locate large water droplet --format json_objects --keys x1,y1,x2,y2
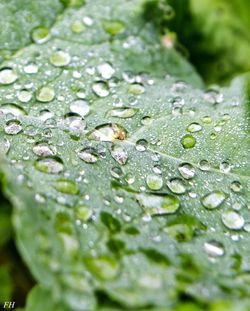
[
  {"x1": 181, "y1": 134, "x2": 196, "y2": 149},
  {"x1": 54, "y1": 179, "x2": 78, "y2": 194},
  {"x1": 204, "y1": 241, "x2": 224, "y2": 257},
  {"x1": 17, "y1": 89, "x2": 32, "y2": 103},
  {"x1": 107, "y1": 107, "x2": 138, "y2": 118},
  {"x1": 87, "y1": 123, "x2": 126, "y2": 142},
  {"x1": 167, "y1": 178, "x2": 186, "y2": 194},
  {"x1": 78, "y1": 147, "x2": 99, "y2": 163},
  {"x1": 201, "y1": 191, "x2": 227, "y2": 209},
  {"x1": 64, "y1": 113, "x2": 86, "y2": 131},
  {"x1": 128, "y1": 83, "x2": 145, "y2": 95},
  {"x1": 187, "y1": 122, "x2": 202, "y2": 133},
  {"x1": 111, "y1": 145, "x2": 128, "y2": 165},
  {"x1": 35, "y1": 157, "x2": 64, "y2": 174},
  {"x1": 0, "y1": 104, "x2": 26, "y2": 116},
  {"x1": 220, "y1": 161, "x2": 231, "y2": 173},
  {"x1": 135, "y1": 139, "x2": 148, "y2": 152},
  {"x1": 137, "y1": 193, "x2": 180, "y2": 216},
  {"x1": 31, "y1": 26, "x2": 50, "y2": 44},
  {"x1": 24, "y1": 63, "x2": 38, "y2": 74},
  {"x1": 221, "y1": 211, "x2": 244, "y2": 230},
  {"x1": 97, "y1": 63, "x2": 115, "y2": 79},
  {"x1": 178, "y1": 163, "x2": 195, "y2": 179},
  {"x1": 4, "y1": 120, "x2": 22, "y2": 135},
  {"x1": 70, "y1": 100, "x2": 90, "y2": 117},
  {"x1": 49, "y1": 51, "x2": 71, "y2": 67},
  {"x1": 146, "y1": 175, "x2": 163, "y2": 190},
  {"x1": 92, "y1": 81, "x2": 109, "y2": 97},
  {"x1": 84, "y1": 256, "x2": 119, "y2": 280},
  {"x1": 33, "y1": 142, "x2": 57, "y2": 157},
  {"x1": 0, "y1": 68, "x2": 17, "y2": 85},
  {"x1": 102, "y1": 19, "x2": 125, "y2": 35},
  {"x1": 36, "y1": 86, "x2": 55, "y2": 102}
]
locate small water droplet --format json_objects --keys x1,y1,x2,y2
[
  {"x1": 33, "y1": 142, "x2": 57, "y2": 157},
  {"x1": 204, "y1": 241, "x2": 224, "y2": 257},
  {"x1": 204, "y1": 89, "x2": 223, "y2": 104},
  {"x1": 201, "y1": 191, "x2": 227, "y2": 209},
  {"x1": 135, "y1": 139, "x2": 148, "y2": 152},
  {"x1": 75, "y1": 205, "x2": 92, "y2": 221},
  {"x1": 221, "y1": 211, "x2": 244, "y2": 230},
  {"x1": 78, "y1": 147, "x2": 99, "y2": 163},
  {"x1": 230, "y1": 181, "x2": 242, "y2": 193},
  {"x1": 97, "y1": 63, "x2": 115, "y2": 79},
  {"x1": 87, "y1": 123, "x2": 126, "y2": 142},
  {"x1": 146, "y1": 175, "x2": 163, "y2": 190},
  {"x1": 71, "y1": 20, "x2": 85, "y2": 33},
  {"x1": 31, "y1": 26, "x2": 50, "y2": 44},
  {"x1": 24, "y1": 63, "x2": 38, "y2": 74},
  {"x1": 49, "y1": 51, "x2": 71, "y2": 67},
  {"x1": 107, "y1": 107, "x2": 138, "y2": 118},
  {"x1": 92, "y1": 81, "x2": 109, "y2": 97},
  {"x1": 35, "y1": 157, "x2": 64, "y2": 174},
  {"x1": 102, "y1": 19, "x2": 125, "y2": 35},
  {"x1": 167, "y1": 178, "x2": 186, "y2": 194},
  {"x1": 111, "y1": 145, "x2": 128, "y2": 165},
  {"x1": 186, "y1": 122, "x2": 202, "y2": 133},
  {"x1": 0, "y1": 68, "x2": 17, "y2": 85},
  {"x1": 54, "y1": 179, "x2": 78, "y2": 194},
  {"x1": 70, "y1": 100, "x2": 90, "y2": 117},
  {"x1": 141, "y1": 116, "x2": 152, "y2": 125},
  {"x1": 220, "y1": 161, "x2": 231, "y2": 173},
  {"x1": 178, "y1": 163, "x2": 195, "y2": 179},
  {"x1": 17, "y1": 89, "x2": 32, "y2": 103},
  {"x1": 36, "y1": 86, "x2": 55, "y2": 102},
  {"x1": 83, "y1": 16, "x2": 93, "y2": 26},
  {"x1": 181, "y1": 134, "x2": 196, "y2": 149},
  {"x1": 199, "y1": 160, "x2": 211, "y2": 171},
  {"x1": 64, "y1": 113, "x2": 86, "y2": 131},
  {"x1": 0, "y1": 138, "x2": 10, "y2": 154},
  {"x1": 202, "y1": 116, "x2": 212, "y2": 124},
  {"x1": 128, "y1": 83, "x2": 145, "y2": 95},
  {"x1": 0, "y1": 103, "x2": 26, "y2": 116},
  {"x1": 4, "y1": 120, "x2": 22, "y2": 135}
]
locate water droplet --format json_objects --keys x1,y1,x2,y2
[
  {"x1": 24, "y1": 63, "x2": 38, "y2": 74},
  {"x1": 111, "y1": 145, "x2": 128, "y2": 165},
  {"x1": 84, "y1": 256, "x2": 119, "y2": 280},
  {"x1": 220, "y1": 161, "x2": 231, "y2": 173},
  {"x1": 54, "y1": 179, "x2": 78, "y2": 194},
  {"x1": 204, "y1": 241, "x2": 224, "y2": 257},
  {"x1": 33, "y1": 142, "x2": 57, "y2": 157},
  {"x1": 146, "y1": 175, "x2": 163, "y2": 190},
  {"x1": 4, "y1": 120, "x2": 22, "y2": 135},
  {"x1": 202, "y1": 116, "x2": 212, "y2": 124},
  {"x1": 107, "y1": 107, "x2": 138, "y2": 118},
  {"x1": 128, "y1": 83, "x2": 145, "y2": 95},
  {"x1": 0, "y1": 138, "x2": 10, "y2": 154},
  {"x1": 17, "y1": 89, "x2": 32, "y2": 103},
  {"x1": 178, "y1": 163, "x2": 195, "y2": 179},
  {"x1": 199, "y1": 160, "x2": 211, "y2": 171},
  {"x1": 181, "y1": 134, "x2": 196, "y2": 149},
  {"x1": 204, "y1": 89, "x2": 223, "y2": 104},
  {"x1": 167, "y1": 178, "x2": 186, "y2": 194},
  {"x1": 137, "y1": 193, "x2": 180, "y2": 216},
  {"x1": 110, "y1": 166, "x2": 123, "y2": 179},
  {"x1": 75, "y1": 205, "x2": 92, "y2": 221},
  {"x1": 201, "y1": 191, "x2": 227, "y2": 209},
  {"x1": 70, "y1": 100, "x2": 90, "y2": 117},
  {"x1": 78, "y1": 147, "x2": 99, "y2": 163},
  {"x1": 221, "y1": 211, "x2": 244, "y2": 230},
  {"x1": 92, "y1": 81, "x2": 109, "y2": 97},
  {"x1": 0, "y1": 68, "x2": 17, "y2": 85},
  {"x1": 230, "y1": 181, "x2": 242, "y2": 193},
  {"x1": 64, "y1": 113, "x2": 86, "y2": 131},
  {"x1": 36, "y1": 86, "x2": 55, "y2": 102},
  {"x1": 83, "y1": 16, "x2": 93, "y2": 26},
  {"x1": 186, "y1": 122, "x2": 202, "y2": 133},
  {"x1": 31, "y1": 26, "x2": 50, "y2": 44},
  {"x1": 102, "y1": 19, "x2": 125, "y2": 35},
  {"x1": 49, "y1": 51, "x2": 71, "y2": 67},
  {"x1": 0, "y1": 103, "x2": 26, "y2": 116},
  {"x1": 71, "y1": 20, "x2": 85, "y2": 33},
  {"x1": 35, "y1": 157, "x2": 64, "y2": 174},
  {"x1": 97, "y1": 63, "x2": 115, "y2": 79},
  {"x1": 244, "y1": 222, "x2": 250, "y2": 233},
  {"x1": 87, "y1": 123, "x2": 126, "y2": 142},
  {"x1": 141, "y1": 116, "x2": 152, "y2": 125},
  {"x1": 135, "y1": 139, "x2": 148, "y2": 152}
]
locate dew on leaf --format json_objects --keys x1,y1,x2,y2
[
  {"x1": 110, "y1": 166, "x2": 123, "y2": 179},
  {"x1": 221, "y1": 211, "x2": 244, "y2": 230},
  {"x1": 199, "y1": 160, "x2": 211, "y2": 171},
  {"x1": 146, "y1": 174, "x2": 163, "y2": 190},
  {"x1": 244, "y1": 223, "x2": 250, "y2": 233},
  {"x1": 17, "y1": 89, "x2": 32, "y2": 103},
  {"x1": 181, "y1": 134, "x2": 196, "y2": 149},
  {"x1": 220, "y1": 161, "x2": 231, "y2": 173},
  {"x1": 64, "y1": 113, "x2": 86, "y2": 131},
  {"x1": 4, "y1": 120, "x2": 22, "y2": 135},
  {"x1": 202, "y1": 116, "x2": 212, "y2": 124},
  {"x1": 153, "y1": 165, "x2": 162, "y2": 175},
  {"x1": 135, "y1": 139, "x2": 148, "y2": 152},
  {"x1": 107, "y1": 107, "x2": 138, "y2": 118},
  {"x1": 54, "y1": 179, "x2": 78, "y2": 194},
  {"x1": 0, "y1": 138, "x2": 10, "y2": 154},
  {"x1": 230, "y1": 181, "x2": 242, "y2": 193},
  {"x1": 141, "y1": 116, "x2": 152, "y2": 125},
  {"x1": 23, "y1": 63, "x2": 38, "y2": 74},
  {"x1": 84, "y1": 256, "x2": 119, "y2": 280},
  {"x1": 167, "y1": 178, "x2": 186, "y2": 194},
  {"x1": 137, "y1": 193, "x2": 180, "y2": 216},
  {"x1": 87, "y1": 123, "x2": 126, "y2": 142},
  {"x1": 102, "y1": 19, "x2": 125, "y2": 35},
  {"x1": 83, "y1": 16, "x2": 93, "y2": 26},
  {"x1": 97, "y1": 63, "x2": 115, "y2": 79},
  {"x1": 78, "y1": 147, "x2": 99, "y2": 164},
  {"x1": 92, "y1": 81, "x2": 110, "y2": 97},
  {"x1": 31, "y1": 26, "x2": 50, "y2": 44},
  {"x1": 70, "y1": 100, "x2": 90, "y2": 117},
  {"x1": 111, "y1": 145, "x2": 128, "y2": 165},
  {"x1": 75, "y1": 205, "x2": 92, "y2": 221},
  {"x1": 71, "y1": 20, "x2": 85, "y2": 33},
  {"x1": 204, "y1": 241, "x2": 224, "y2": 257},
  {"x1": 0, "y1": 68, "x2": 17, "y2": 85},
  {"x1": 201, "y1": 191, "x2": 227, "y2": 210},
  {"x1": 33, "y1": 142, "x2": 57, "y2": 157},
  {"x1": 187, "y1": 122, "x2": 202, "y2": 133},
  {"x1": 204, "y1": 89, "x2": 223, "y2": 104},
  {"x1": 49, "y1": 51, "x2": 71, "y2": 67},
  {"x1": 128, "y1": 83, "x2": 145, "y2": 95},
  {"x1": 178, "y1": 163, "x2": 195, "y2": 179},
  {"x1": 36, "y1": 86, "x2": 55, "y2": 102},
  {"x1": 0, "y1": 103, "x2": 26, "y2": 116},
  {"x1": 35, "y1": 157, "x2": 64, "y2": 174}
]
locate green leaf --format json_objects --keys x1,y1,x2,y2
[{"x1": 0, "y1": 0, "x2": 249, "y2": 310}]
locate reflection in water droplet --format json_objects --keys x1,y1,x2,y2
[
  {"x1": 230, "y1": 181, "x2": 242, "y2": 193},
  {"x1": 97, "y1": 63, "x2": 115, "y2": 79},
  {"x1": 137, "y1": 193, "x2": 180, "y2": 216},
  {"x1": 35, "y1": 157, "x2": 64, "y2": 174},
  {"x1": 146, "y1": 175, "x2": 163, "y2": 190},
  {"x1": 204, "y1": 241, "x2": 224, "y2": 257},
  {"x1": 49, "y1": 51, "x2": 71, "y2": 67},
  {"x1": 135, "y1": 139, "x2": 148, "y2": 152},
  {"x1": 187, "y1": 122, "x2": 202, "y2": 133},
  {"x1": 33, "y1": 142, "x2": 57, "y2": 157},
  {"x1": 221, "y1": 211, "x2": 244, "y2": 230},
  {"x1": 87, "y1": 123, "x2": 126, "y2": 142},
  {"x1": 70, "y1": 100, "x2": 90, "y2": 117},
  {"x1": 167, "y1": 178, "x2": 186, "y2": 194},
  {"x1": 36, "y1": 86, "x2": 55, "y2": 102},
  {"x1": 54, "y1": 179, "x2": 78, "y2": 194},
  {"x1": 78, "y1": 147, "x2": 99, "y2": 163},
  {"x1": 178, "y1": 163, "x2": 195, "y2": 179},
  {"x1": 181, "y1": 134, "x2": 196, "y2": 149},
  {"x1": 0, "y1": 68, "x2": 17, "y2": 85},
  {"x1": 4, "y1": 120, "x2": 22, "y2": 135},
  {"x1": 107, "y1": 107, "x2": 138, "y2": 118},
  {"x1": 201, "y1": 191, "x2": 227, "y2": 209},
  {"x1": 111, "y1": 145, "x2": 128, "y2": 165},
  {"x1": 92, "y1": 81, "x2": 109, "y2": 97},
  {"x1": 128, "y1": 83, "x2": 145, "y2": 95}
]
